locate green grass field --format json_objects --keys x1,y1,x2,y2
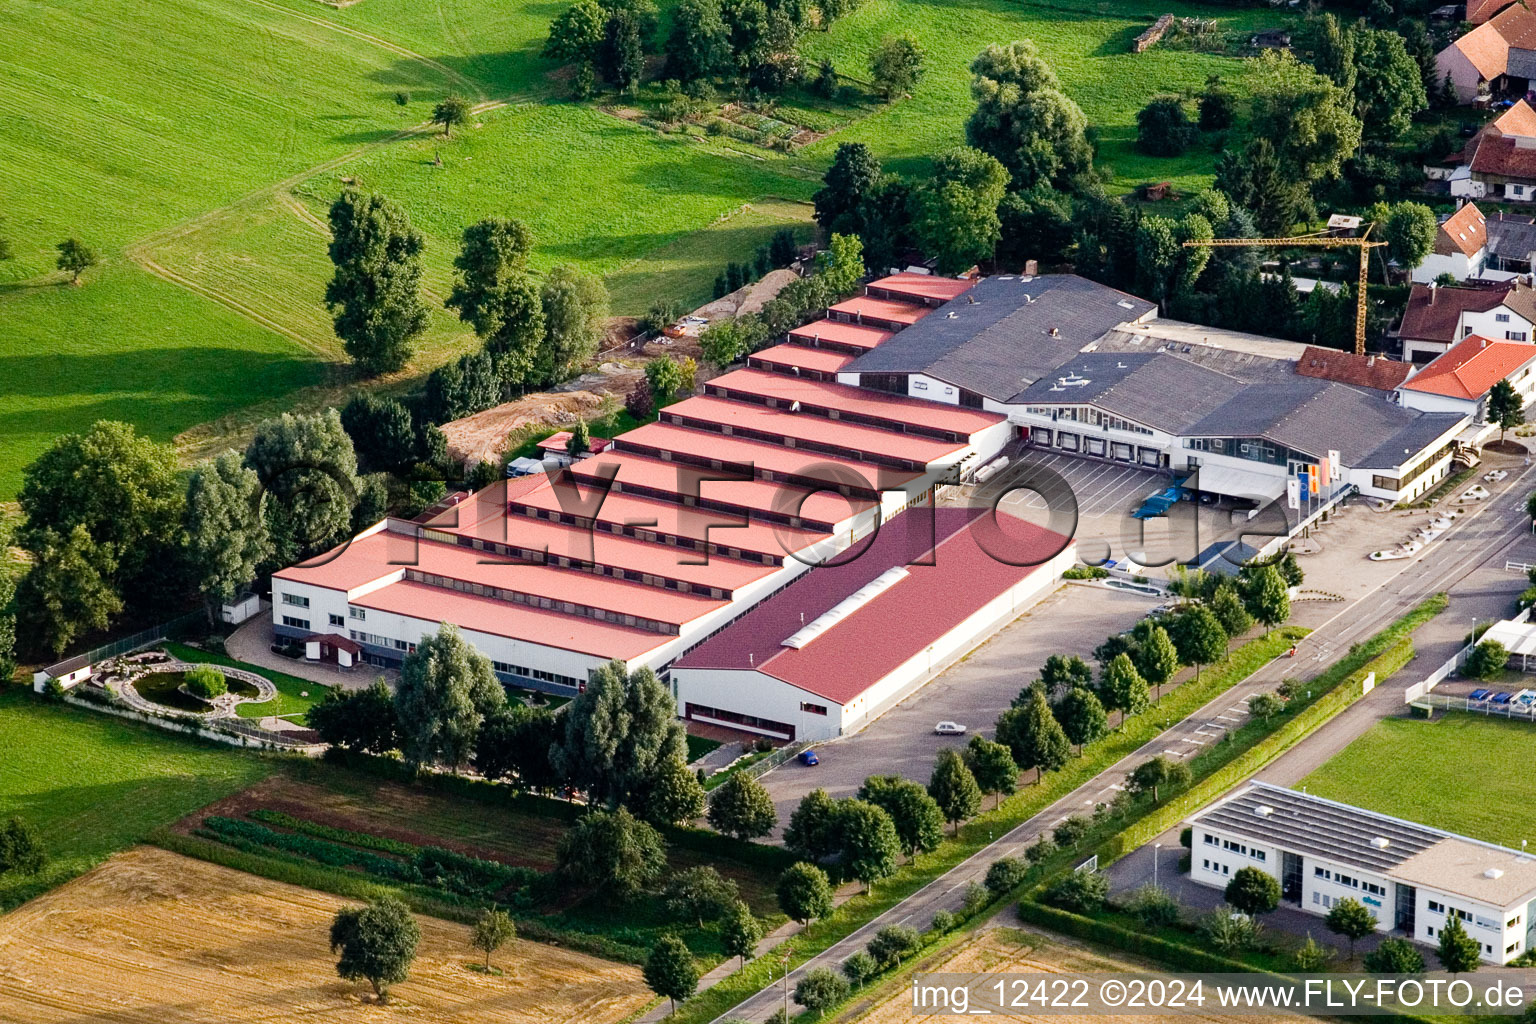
[
  {"x1": 1297, "y1": 712, "x2": 1536, "y2": 850},
  {"x1": 1, "y1": 0, "x2": 1277, "y2": 498},
  {"x1": 162, "y1": 642, "x2": 331, "y2": 722},
  {"x1": 0, "y1": 686, "x2": 273, "y2": 910}
]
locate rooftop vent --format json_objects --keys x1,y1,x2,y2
[
  {"x1": 946, "y1": 311, "x2": 959, "y2": 319},
  {"x1": 1023, "y1": 294, "x2": 1036, "y2": 304},
  {"x1": 1370, "y1": 836, "x2": 1391, "y2": 849},
  {"x1": 1486, "y1": 867, "x2": 1505, "y2": 879},
  {"x1": 1254, "y1": 805, "x2": 1275, "y2": 817},
  {"x1": 1117, "y1": 299, "x2": 1137, "y2": 309}
]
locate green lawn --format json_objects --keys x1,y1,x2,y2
[
  {"x1": 1297, "y1": 712, "x2": 1536, "y2": 850},
  {"x1": 162, "y1": 642, "x2": 332, "y2": 723},
  {"x1": 0, "y1": 686, "x2": 273, "y2": 910}
]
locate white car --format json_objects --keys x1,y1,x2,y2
[{"x1": 934, "y1": 721, "x2": 968, "y2": 736}]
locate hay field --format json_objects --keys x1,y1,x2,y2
[{"x1": 0, "y1": 846, "x2": 650, "y2": 1024}]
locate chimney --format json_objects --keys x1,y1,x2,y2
[
  {"x1": 1367, "y1": 355, "x2": 1376, "y2": 367},
  {"x1": 1024, "y1": 259, "x2": 1039, "y2": 276}
]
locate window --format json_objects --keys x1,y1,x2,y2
[
  {"x1": 1252, "y1": 850, "x2": 1267, "y2": 863},
  {"x1": 1427, "y1": 925, "x2": 1436, "y2": 937},
  {"x1": 1508, "y1": 331, "x2": 1528, "y2": 342},
  {"x1": 799, "y1": 701, "x2": 828, "y2": 716},
  {"x1": 1206, "y1": 834, "x2": 1220, "y2": 846},
  {"x1": 281, "y1": 593, "x2": 310, "y2": 609},
  {"x1": 1497, "y1": 313, "x2": 1511, "y2": 323},
  {"x1": 1428, "y1": 900, "x2": 1445, "y2": 914},
  {"x1": 1509, "y1": 942, "x2": 1521, "y2": 955},
  {"x1": 349, "y1": 607, "x2": 366, "y2": 621},
  {"x1": 329, "y1": 614, "x2": 344, "y2": 627},
  {"x1": 281, "y1": 615, "x2": 310, "y2": 630}
]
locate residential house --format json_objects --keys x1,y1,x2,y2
[
  {"x1": 1397, "y1": 334, "x2": 1536, "y2": 425},
  {"x1": 1449, "y1": 101, "x2": 1536, "y2": 200},
  {"x1": 1413, "y1": 203, "x2": 1489, "y2": 283},
  {"x1": 1486, "y1": 210, "x2": 1536, "y2": 274},
  {"x1": 1436, "y1": 3, "x2": 1536, "y2": 104},
  {"x1": 1395, "y1": 280, "x2": 1536, "y2": 362},
  {"x1": 1470, "y1": 0, "x2": 1519, "y2": 22}
]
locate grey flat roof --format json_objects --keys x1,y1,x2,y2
[
  {"x1": 1090, "y1": 327, "x2": 1299, "y2": 383},
  {"x1": 1360, "y1": 413, "x2": 1468, "y2": 469},
  {"x1": 1190, "y1": 782, "x2": 1444, "y2": 872},
  {"x1": 846, "y1": 275, "x2": 1155, "y2": 401},
  {"x1": 1014, "y1": 352, "x2": 1248, "y2": 434}
]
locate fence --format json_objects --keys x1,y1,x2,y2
[
  {"x1": 741, "y1": 739, "x2": 812, "y2": 780},
  {"x1": 1403, "y1": 604, "x2": 1532, "y2": 704},
  {"x1": 1416, "y1": 692, "x2": 1536, "y2": 721},
  {"x1": 39, "y1": 610, "x2": 204, "y2": 679}
]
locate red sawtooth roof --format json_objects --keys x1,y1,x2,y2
[
  {"x1": 748, "y1": 343, "x2": 855, "y2": 375},
  {"x1": 866, "y1": 272, "x2": 977, "y2": 305},
  {"x1": 356, "y1": 580, "x2": 672, "y2": 661},
  {"x1": 615, "y1": 420, "x2": 924, "y2": 486},
  {"x1": 707, "y1": 367, "x2": 1005, "y2": 436},
  {"x1": 788, "y1": 319, "x2": 894, "y2": 351},
  {"x1": 1399, "y1": 334, "x2": 1536, "y2": 398},
  {"x1": 568, "y1": 451, "x2": 878, "y2": 527},
  {"x1": 509, "y1": 480, "x2": 829, "y2": 558},
  {"x1": 827, "y1": 295, "x2": 930, "y2": 326},
  {"x1": 674, "y1": 509, "x2": 1072, "y2": 704},
  {"x1": 1294, "y1": 347, "x2": 1415, "y2": 392},
  {"x1": 275, "y1": 529, "x2": 725, "y2": 627},
  {"x1": 661, "y1": 394, "x2": 968, "y2": 466}
]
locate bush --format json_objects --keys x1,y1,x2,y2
[
  {"x1": 1178, "y1": 826, "x2": 1192, "y2": 849},
  {"x1": 961, "y1": 882, "x2": 991, "y2": 916},
  {"x1": 1198, "y1": 906, "x2": 1261, "y2": 955},
  {"x1": 867, "y1": 924, "x2": 922, "y2": 968},
  {"x1": 1042, "y1": 870, "x2": 1109, "y2": 914},
  {"x1": 1124, "y1": 883, "x2": 1180, "y2": 928},
  {"x1": 1294, "y1": 933, "x2": 1335, "y2": 971},
  {"x1": 1062, "y1": 565, "x2": 1110, "y2": 580},
  {"x1": 1052, "y1": 815, "x2": 1091, "y2": 849},
  {"x1": 841, "y1": 949, "x2": 878, "y2": 987},
  {"x1": 930, "y1": 909, "x2": 958, "y2": 933},
  {"x1": 183, "y1": 666, "x2": 227, "y2": 700},
  {"x1": 985, "y1": 856, "x2": 1030, "y2": 896},
  {"x1": 1464, "y1": 639, "x2": 1509, "y2": 680},
  {"x1": 1363, "y1": 936, "x2": 1425, "y2": 973}
]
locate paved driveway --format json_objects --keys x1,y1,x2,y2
[{"x1": 759, "y1": 584, "x2": 1160, "y2": 831}]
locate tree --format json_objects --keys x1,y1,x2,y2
[
  {"x1": 1365, "y1": 936, "x2": 1426, "y2": 973},
  {"x1": 966, "y1": 41, "x2": 1093, "y2": 190},
  {"x1": 626, "y1": 382, "x2": 655, "y2": 421},
  {"x1": 1215, "y1": 137, "x2": 1309, "y2": 237},
  {"x1": 708, "y1": 771, "x2": 778, "y2": 839},
  {"x1": 540, "y1": 264, "x2": 610, "y2": 383},
  {"x1": 1490, "y1": 378, "x2": 1526, "y2": 443},
  {"x1": 910, "y1": 147, "x2": 1009, "y2": 275},
  {"x1": 1038, "y1": 653, "x2": 1093, "y2": 699},
  {"x1": 639, "y1": 755, "x2": 707, "y2": 827},
  {"x1": 666, "y1": 0, "x2": 729, "y2": 82},
  {"x1": 553, "y1": 660, "x2": 687, "y2": 807},
  {"x1": 1277, "y1": 551, "x2": 1304, "y2": 588},
  {"x1": 0, "y1": 817, "x2": 45, "y2": 877},
  {"x1": 340, "y1": 393, "x2": 418, "y2": 474},
  {"x1": 1248, "y1": 692, "x2": 1284, "y2": 723},
  {"x1": 445, "y1": 218, "x2": 546, "y2": 393},
  {"x1": 395, "y1": 624, "x2": 503, "y2": 770},
  {"x1": 1136, "y1": 96, "x2": 1195, "y2": 157},
  {"x1": 1209, "y1": 581, "x2": 1253, "y2": 640},
  {"x1": 813, "y1": 232, "x2": 865, "y2": 296},
  {"x1": 183, "y1": 452, "x2": 269, "y2": 619},
  {"x1": 835, "y1": 799, "x2": 901, "y2": 890},
  {"x1": 985, "y1": 856, "x2": 1030, "y2": 896},
  {"x1": 0, "y1": 568, "x2": 16, "y2": 686},
  {"x1": 1438, "y1": 915, "x2": 1481, "y2": 974},
  {"x1": 644, "y1": 934, "x2": 699, "y2": 1014},
  {"x1": 1324, "y1": 897, "x2": 1377, "y2": 958},
  {"x1": 1042, "y1": 870, "x2": 1109, "y2": 913},
  {"x1": 54, "y1": 237, "x2": 99, "y2": 284},
  {"x1": 777, "y1": 862, "x2": 834, "y2": 924},
  {"x1": 869, "y1": 34, "x2": 924, "y2": 100},
  {"x1": 1168, "y1": 604, "x2": 1227, "y2": 679},
  {"x1": 1311, "y1": 13, "x2": 1356, "y2": 93},
  {"x1": 1130, "y1": 620, "x2": 1179, "y2": 697},
  {"x1": 1199, "y1": 75, "x2": 1235, "y2": 131},
  {"x1": 867, "y1": 924, "x2": 922, "y2": 967},
  {"x1": 1352, "y1": 29, "x2": 1427, "y2": 140},
  {"x1": 557, "y1": 806, "x2": 668, "y2": 898},
  {"x1": 858, "y1": 775, "x2": 944, "y2": 860},
  {"x1": 699, "y1": 317, "x2": 759, "y2": 367},
  {"x1": 325, "y1": 188, "x2": 429, "y2": 375},
  {"x1": 310, "y1": 678, "x2": 399, "y2": 755},
  {"x1": 471, "y1": 907, "x2": 516, "y2": 970},
  {"x1": 995, "y1": 687, "x2": 1071, "y2": 781},
  {"x1": 16, "y1": 525, "x2": 122, "y2": 656},
  {"x1": 1053, "y1": 815, "x2": 1090, "y2": 848},
  {"x1": 432, "y1": 94, "x2": 471, "y2": 137},
  {"x1": 963, "y1": 735, "x2": 1019, "y2": 807},
  {"x1": 784, "y1": 788, "x2": 841, "y2": 863},
  {"x1": 1375, "y1": 201, "x2": 1438, "y2": 274},
  {"x1": 721, "y1": 900, "x2": 763, "y2": 967},
  {"x1": 796, "y1": 966, "x2": 850, "y2": 1019},
  {"x1": 1247, "y1": 51, "x2": 1362, "y2": 188},
  {"x1": 1125, "y1": 755, "x2": 1190, "y2": 803},
  {"x1": 602, "y1": 8, "x2": 645, "y2": 91},
  {"x1": 927, "y1": 748, "x2": 982, "y2": 831},
  {"x1": 1243, "y1": 564, "x2": 1290, "y2": 635},
  {"x1": 1053, "y1": 686, "x2": 1107, "y2": 753},
  {"x1": 546, "y1": 0, "x2": 607, "y2": 63},
  {"x1": 1224, "y1": 866, "x2": 1281, "y2": 917},
  {"x1": 568, "y1": 418, "x2": 591, "y2": 457},
  {"x1": 647, "y1": 355, "x2": 688, "y2": 403},
  {"x1": 330, "y1": 896, "x2": 420, "y2": 1002},
  {"x1": 1465, "y1": 639, "x2": 1510, "y2": 680},
  {"x1": 663, "y1": 866, "x2": 739, "y2": 926},
  {"x1": 841, "y1": 950, "x2": 878, "y2": 988},
  {"x1": 1100, "y1": 653, "x2": 1150, "y2": 726}
]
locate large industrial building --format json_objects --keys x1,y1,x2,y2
[{"x1": 1189, "y1": 783, "x2": 1536, "y2": 964}]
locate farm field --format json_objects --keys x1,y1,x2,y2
[
  {"x1": 1297, "y1": 712, "x2": 1536, "y2": 851},
  {"x1": 0, "y1": 687, "x2": 273, "y2": 911},
  {"x1": 0, "y1": 845, "x2": 650, "y2": 1024}
]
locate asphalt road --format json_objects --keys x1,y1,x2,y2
[{"x1": 711, "y1": 461, "x2": 1536, "y2": 1023}]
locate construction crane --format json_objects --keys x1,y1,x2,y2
[{"x1": 1182, "y1": 225, "x2": 1388, "y2": 355}]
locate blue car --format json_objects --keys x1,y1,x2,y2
[
  {"x1": 1469, "y1": 689, "x2": 1491, "y2": 701},
  {"x1": 1493, "y1": 692, "x2": 1514, "y2": 704},
  {"x1": 798, "y1": 749, "x2": 819, "y2": 766}
]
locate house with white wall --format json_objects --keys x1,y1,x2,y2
[
  {"x1": 1398, "y1": 334, "x2": 1536, "y2": 428},
  {"x1": 1414, "y1": 203, "x2": 1490, "y2": 283},
  {"x1": 1396, "y1": 281, "x2": 1536, "y2": 363}
]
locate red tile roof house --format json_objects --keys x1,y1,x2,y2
[
  {"x1": 1436, "y1": 3, "x2": 1536, "y2": 104},
  {"x1": 1397, "y1": 335, "x2": 1536, "y2": 428},
  {"x1": 1395, "y1": 280, "x2": 1536, "y2": 362},
  {"x1": 1411, "y1": 203, "x2": 1491, "y2": 283},
  {"x1": 670, "y1": 509, "x2": 1076, "y2": 742}
]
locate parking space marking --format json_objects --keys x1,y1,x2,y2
[{"x1": 1180, "y1": 736, "x2": 1205, "y2": 745}]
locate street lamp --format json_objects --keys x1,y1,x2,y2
[
  {"x1": 782, "y1": 949, "x2": 791, "y2": 1020},
  {"x1": 1154, "y1": 843, "x2": 1163, "y2": 889}
]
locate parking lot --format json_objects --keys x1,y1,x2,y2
[
  {"x1": 757, "y1": 583, "x2": 1160, "y2": 833},
  {"x1": 998, "y1": 452, "x2": 1166, "y2": 521}
]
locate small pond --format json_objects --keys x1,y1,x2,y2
[{"x1": 132, "y1": 671, "x2": 258, "y2": 713}]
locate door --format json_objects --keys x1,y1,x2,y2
[
  {"x1": 1281, "y1": 851, "x2": 1303, "y2": 904},
  {"x1": 1395, "y1": 884, "x2": 1417, "y2": 934}
]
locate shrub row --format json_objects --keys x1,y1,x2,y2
[{"x1": 199, "y1": 816, "x2": 418, "y2": 883}]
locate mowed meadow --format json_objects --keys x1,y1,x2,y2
[{"x1": 0, "y1": 0, "x2": 1268, "y2": 496}]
